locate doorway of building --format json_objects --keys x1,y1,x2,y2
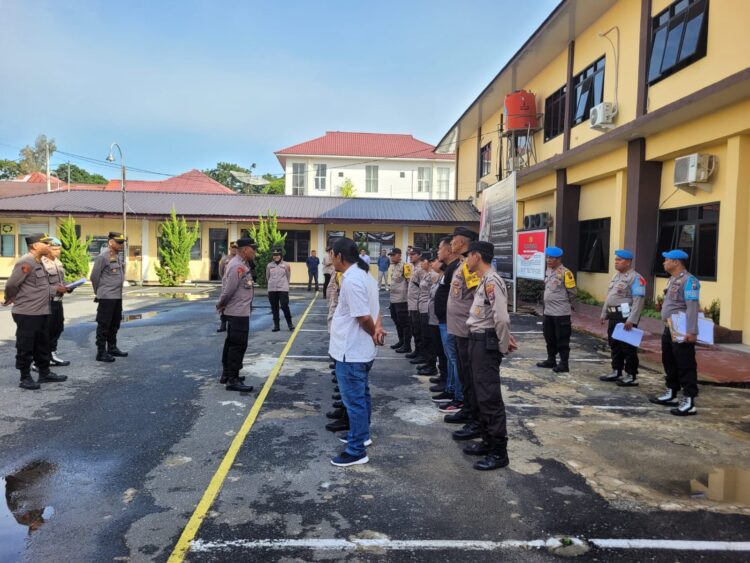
[{"x1": 209, "y1": 228, "x2": 228, "y2": 281}]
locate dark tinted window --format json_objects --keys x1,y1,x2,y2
[
  {"x1": 653, "y1": 202, "x2": 719, "y2": 279},
  {"x1": 578, "y1": 218, "x2": 611, "y2": 273},
  {"x1": 571, "y1": 56, "x2": 605, "y2": 126}
]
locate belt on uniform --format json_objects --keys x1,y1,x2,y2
[
  {"x1": 468, "y1": 332, "x2": 487, "y2": 341},
  {"x1": 607, "y1": 306, "x2": 622, "y2": 313}
]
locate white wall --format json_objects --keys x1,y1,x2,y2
[{"x1": 283, "y1": 156, "x2": 456, "y2": 200}]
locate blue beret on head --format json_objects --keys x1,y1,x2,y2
[
  {"x1": 545, "y1": 246, "x2": 563, "y2": 258},
  {"x1": 614, "y1": 249, "x2": 633, "y2": 260},
  {"x1": 662, "y1": 249, "x2": 689, "y2": 260}
]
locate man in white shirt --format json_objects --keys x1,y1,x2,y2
[
  {"x1": 359, "y1": 248, "x2": 371, "y2": 266},
  {"x1": 329, "y1": 238, "x2": 386, "y2": 467}
]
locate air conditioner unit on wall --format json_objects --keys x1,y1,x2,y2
[
  {"x1": 477, "y1": 180, "x2": 489, "y2": 192},
  {"x1": 523, "y1": 212, "x2": 553, "y2": 230},
  {"x1": 589, "y1": 102, "x2": 616, "y2": 131},
  {"x1": 674, "y1": 153, "x2": 716, "y2": 192},
  {"x1": 507, "y1": 157, "x2": 523, "y2": 172}
]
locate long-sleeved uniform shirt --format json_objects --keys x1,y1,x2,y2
[
  {"x1": 447, "y1": 257, "x2": 480, "y2": 338},
  {"x1": 4, "y1": 253, "x2": 50, "y2": 315},
  {"x1": 418, "y1": 270, "x2": 437, "y2": 314},
  {"x1": 407, "y1": 264, "x2": 425, "y2": 312},
  {"x1": 217, "y1": 255, "x2": 254, "y2": 317},
  {"x1": 91, "y1": 249, "x2": 124, "y2": 299},
  {"x1": 42, "y1": 256, "x2": 66, "y2": 302}
]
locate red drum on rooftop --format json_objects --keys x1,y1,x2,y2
[{"x1": 504, "y1": 90, "x2": 538, "y2": 131}]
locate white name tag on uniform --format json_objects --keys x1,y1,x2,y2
[{"x1": 620, "y1": 302, "x2": 631, "y2": 316}]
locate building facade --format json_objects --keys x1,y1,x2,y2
[
  {"x1": 275, "y1": 131, "x2": 456, "y2": 199},
  {"x1": 437, "y1": 0, "x2": 750, "y2": 344},
  {"x1": 0, "y1": 191, "x2": 477, "y2": 285}
]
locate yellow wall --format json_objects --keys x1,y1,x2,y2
[
  {"x1": 648, "y1": 0, "x2": 750, "y2": 112},
  {"x1": 456, "y1": 137, "x2": 478, "y2": 201},
  {"x1": 569, "y1": 0, "x2": 641, "y2": 149},
  {"x1": 479, "y1": 108, "x2": 503, "y2": 184}
]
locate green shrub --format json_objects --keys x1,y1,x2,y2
[
  {"x1": 576, "y1": 288, "x2": 602, "y2": 306},
  {"x1": 249, "y1": 211, "x2": 287, "y2": 288},
  {"x1": 58, "y1": 215, "x2": 92, "y2": 282},
  {"x1": 517, "y1": 279, "x2": 544, "y2": 303},
  {"x1": 155, "y1": 209, "x2": 200, "y2": 286},
  {"x1": 703, "y1": 299, "x2": 720, "y2": 324}
]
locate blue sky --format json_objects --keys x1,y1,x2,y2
[{"x1": 1, "y1": 0, "x2": 559, "y2": 180}]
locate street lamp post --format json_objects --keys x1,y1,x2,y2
[{"x1": 106, "y1": 143, "x2": 127, "y2": 272}]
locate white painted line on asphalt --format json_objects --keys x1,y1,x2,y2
[
  {"x1": 590, "y1": 539, "x2": 750, "y2": 551},
  {"x1": 287, "y1": 355, "x2": 329, "y2": 359},
  {"x1": 190, "y1": 537, "x2": 750, "y2": 553},
  {"x1": 510, "y1": 357, "x2": 608, "y2": 362},
  {"x1": 508, "y1": 403, "x2": 651, "y2": 411}
]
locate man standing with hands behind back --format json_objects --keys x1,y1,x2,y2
[
  {"x1": 267, "y1": 248, "x2": 294, "y2": 332},
  {"x1": 91, "y1": 232, "x2": 128, "y2": 363}
]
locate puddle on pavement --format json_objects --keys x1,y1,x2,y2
[
  {"x1": 690, "y1": 467, "x2": 750, "y2": 505},
  {"x1": 126, "y1": 292, "x2": 209, "y2": 301},
  {"x1": 121, "y1": 311, "x2": 159, "y2": 322},
  {"x1": 1, "y1": 461, "x2": 57, "y2": 560}
]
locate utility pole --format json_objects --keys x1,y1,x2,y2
[
  {"x1": 67, "y1": 161, "x2": 71, "y2": 191},
  {"x1": 46, "y1": 143, "x2": 51, "y2": 192}
]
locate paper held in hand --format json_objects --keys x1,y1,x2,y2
[
  {"x1": 65, "y1": 278, "x2": 87, "y2": 290},
  {"x1": 611, "y1": 323, "x2": 644, "y2": 347},
  {"x1": 669, "y1": 312, "x2": 714, "y2": 345}
]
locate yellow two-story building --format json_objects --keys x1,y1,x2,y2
[{"x1": 437, "y1": 0, "x2": 750, "y2": 344}]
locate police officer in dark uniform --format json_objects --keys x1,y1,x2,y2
[
  {"x1": 266, "y1": 248, "x2": 294, "y2": 332},
  {"x1": 405, "y1": 247, "x2": 425, "y2": 361},
  {"x1": 90, "y1": 232, "x2": 128, "y2": 362},
  {"x1": 649, "y1": 249, "x2": 701, "y2": 416},
  {"x1": 3, "y1": 234, "x2": 67, "y2": 389},
  {"x1": 216, "y1": 237, "x2": 256, "y2": 392},
  {"x1": 217, "y1": 241, "x2": 237, "y2": 332},
  {"x1": 537, "y1": 246, "x2": 577, "y2": 373},
  {"x1": 465, "y1": 241, "x2": 517, "y2": 470},
  {"x1": 599, "y1": 249, "x2": 646, "y2": 386},
  {"x1": 388, "y1": 248, "x2": 412, "y2": 352}
]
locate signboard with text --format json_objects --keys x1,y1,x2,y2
[
  {"x1": 479, "y1": 173, "x2": 516, "y2": 281},
  {"x1": 516, "y1": 229, "x2": 547, "y2": 280}
]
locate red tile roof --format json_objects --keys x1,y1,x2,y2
[
  {"x1": 102, "y1": 169, "x2": 236, "y2": 194},
  {"x1": 274, "y1": 131, "x2": 454, "y2": 168},
  {"x1": 15, "y1": 172, "x2": 64, "y2": 184}
]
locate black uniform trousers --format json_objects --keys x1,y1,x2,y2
[
  {"x1": 323, "y1": 273, "x2": 332, "y2": 299},
  {"x1": 662, "y1": 327, "x2": 699, "y2": 398},
  {"x1": 419, "y1": 313, "x2": 434, "y2": 366},
  {"x1": 390, "y1": 302, "x2": 411, "y2": 345},
  {"x1": 455, "y1": 336, "x2": 479, "y2": 422},
  {"x1": 268, "y1": 291, "x2": 292, "y2": 328},
  {"x1": 13, "y1": 313, "x2": 51, "y2": 377},
  {"x1": 222, "y1": 315, "x2": 249, "y2": 377},
  {"x1": 429, "y1": 323, "x2": 448, "y2": 379},
  {"x1": 409, "y1": 310, "x2": 422, "y2": 353},
  {"x1": 542, "y1": 314, "x2": 571, "y2": 366},
  {"x1": 607, "y1": 314, "x2": 639, "y2": 375},
  {"x1": 468, "y1": 336, "x2": 507, "y2": 446},
  {"x1": 96, "y1": 299, "x2": 122, "y2": 350},
  {"x1": 49, "y1": 300, "x2": 65, "y2": 353},
  {"x1": 307, "y1": 271, "x2": 319, "y2": 291}
]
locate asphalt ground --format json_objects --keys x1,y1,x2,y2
[{"x1": 0, "y1": 289, "x2": 749, "y2": 562}]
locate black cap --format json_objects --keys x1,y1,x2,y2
[
  {"x1": 25, "y1": 233, "x2": 50, "y2": 246},
  {"x1": 272, "y1": 248, "x2": 282, "y2": 256},
  {"x1": 421, "y1": 251, "x2": 433, "y2": 261},
  {"x1": 236, "y1": 237, "x2": 256, "y2": 248},
  {"x1": 409, "y1": 247, "x2": 423, "y2": 255},
  {"x1": 388, "y1": 248, "x2": 402, "y2": 256},
  {"x1": 453, "y1": 227, "x2": 478, "y2": 241},
  {"x1": 468, "y1": 240, "x2": 495, "y2": 261}
]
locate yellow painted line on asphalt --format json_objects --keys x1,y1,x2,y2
[{"x1": 167, "y1": 294, "x2": 319, "y2": 563}]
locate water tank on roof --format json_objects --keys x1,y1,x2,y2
[{"x1": 504, "y1": 90, "x2": 538, "y2": 131}]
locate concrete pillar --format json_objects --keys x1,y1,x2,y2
[
  {"x1": 47, "y1": 217, "x2": 56, "y2": 237},
  {"x1": 401, "y1": 226, "x2": 409, "y2": 251},
  {"x1": 719, "y1": 135, "x2": 750, "y2": 333},
  {"x1": 317, "y1": 224, "x2": 325, "y2": 277},
  {"x1": 141, "y1": 219, "x2": 150, "y2": 283},
  {"x1": 624, "y1": 138, "x2": 662, "y2": 291},
  {"x1": 555, "y1": 169, "x2": 580, "y2": 275},
  {"x1": 229, "y1": 223, "x2": 238, "y2": 243}
]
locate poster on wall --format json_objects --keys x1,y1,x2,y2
[
  {"x1": 479, "y1": 172, "x2": 516, "y2": 281},
  {"x1": 516, "y1": 229, "x2": 547, "y2": 280}
]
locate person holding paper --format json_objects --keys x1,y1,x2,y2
[
  {"x1": 42, "y1": 237, "x2": 75, "y2": 367},
  {"x1": 649, "y1": 249, "x2": 700, "y2": 416},
  {"x1": 599, "y1": 249, "x2": 646, "y2": 387},
  {"x1": 537, "y1": 246, "x2": 577, "y2": 373}
]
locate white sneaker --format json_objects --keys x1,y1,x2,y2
[
  {"x1": 671, "y1": 397, "x2": 697, "y2": 416},
  {"x1": 338, "y1": 436, "x2": 373, "y2": 447},
  {"x1": 649, "y1": 388, "x2": 678, "y2": 405}
]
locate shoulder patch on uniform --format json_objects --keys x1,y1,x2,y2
[
  {"x1": 404, "y1": 263, "x2": 412, "y2": 279},
  {"x1": 564, "y1": 270, "x2": 576, "y2": 289},
  {"x1": 21, "y1": 264, "x2": 30, "y2": 275},
  {"x1": 684, "y1": 275, "x2": 700, "y2": 301},
  {"x1": 237, "y1": 266, "x2": 246, "y2": 278},
  {"x1": 486, "y1": 281, "x2": 496, "y2": 302},
  {"x1": 462, "y1": 263, "x2": 480, "y2": 289},
  {"x1": 631, "y1": 275, "x2": 646, "y2": 297}
]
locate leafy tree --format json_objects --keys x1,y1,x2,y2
[
  {"x1": 339, "y1": 178, "x2": 356, "y2": 198},
  {"x1": 19, "y1": 134, "x2": 56, "y2": 174},
  {"x1": 54, "y1": 163, "x2": 108, "y2": 185},
  {"x1": 58, "y1": 216, "x2": 93, "y2": 282},
  {"x1": 248, "y1": 211, "x2": 287, "y2": 288},
  {"x1": 261, "y1": 173, "x2": 285, "y2": 195},
  {"x1": 202, "y1": 162, "x2": 250, "y2": 192},
  {"x1": 0, "y1": 159, "x2": 21, "y2": 180},
  {"x1": 357, "y1": 234, "x2": 368, "y2": 253},
  {"x1": 155, "y1": 209, "x2": 200, "y2": 286}
]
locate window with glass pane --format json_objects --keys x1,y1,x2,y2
[
  {"x1": 327, "y1": 230, "x2": 345, "y2": 248},
  {"x1": 653, "y1": 202, "x2": 719, "y2": 279},
  {"x1": 578, "y1": 218, "x2": 611, "y2": 273},
  {"x1": 281, "y1": 230, "x2": 311, "y2": 262},
  {"x1": 436, "y1": 167, "x2": 450, "y2": 199},
  {"x1": 571, "y1": 57, "x2": 605, "y2": 126},
  {"x1": 417, "y1": 167, "x2": 432, "y2": 192},
  {"x1": 480, "y1": 143, "x2": 492, "y2": 177},
  {"x1": 292, "y1": 163, "x2": 306, "y2": 196},
  {"x1": 365, "y1": 165, "x2": 378, "y2": 193},
  {"x1": 544, "y1": 85, "x2": 566, "y2": 141},
  {"x1": 1, "y1": 234, "x2": 15, "y2": 257},
  {"x1": 413, "y1": 233, "x2": 451, "y2": 253},
  {"x1": 352, "y1": 231, "x2": 396, "y2": 257},
  {"x1": 314, "y1": 164, "x2": 327, "y2": 191},
  {"x1": 648, "y1": 0, "x2": 708, "y2": 85},
  {"x1": 190, "y1": 237, "x2": 201, "y2": 260}
]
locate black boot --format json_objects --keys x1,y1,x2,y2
[
  {"x1": 38, "y1": 371, "x2": 67, "y2": 383},
  {"x1": 108, "y1": 345, "x2": 128, "y2": 357},
  {"x1": 326, "y1": 407, "x2": 346, "y2": 420},
  {"x1": 552, "y1": 364, "x2": 569, "y2": 373},
  {"x1": 332, "y1": 393, "x2": 341, "y2": 401},
  {"x1": 405, "y1": 351, "x2": 420, "y2": 359},
  {"x1": 288, "y1": 323, "x2": 295, "y2": 331},
  {"x1": 395, "y1": 345, "x2": 412, "y2": 354},
  {"x1": 96, "y1": 348, "x2": 115, "y2": 362},
  {"x1": 474, "y1": 442, "x2": 510, "y2": 471},
  {"x1": 226, "y1": 376, "x2": 254, "y2": 392},
  {"x1": 272, "y1": 325, "x2": 280, "y2": 332},
  {"x1": 217, "y1": 321, "x2": 227, "y2": 333},
  {"x1": 452, "y1": 421, "x2": 481, "y2": 441},
  {"x1": 463, "y1": 441, "x2": 491, "y2": 456},
  {"x1": 19, "y1": 373, "x2": 40, "y2": 390},
  {"x1": 536, "y1": 359, "x2": 556, "y2": 368},
  {"x1": 390, "y1": 340, "x2": 404, "y2": 350},
  {"x1": 325, "y1": 418, "x2": 350, "y2": 432},
  {"x1": 332, "y1": 400, "x2": 344, "y2": 409}
]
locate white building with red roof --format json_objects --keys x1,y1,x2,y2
[{"x1": 274, "y1": 131, "x2": 456, "y2": 199}]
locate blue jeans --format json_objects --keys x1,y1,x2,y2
[
  {"x1": 336, "y1": 360, "x2": 373, "y2": 456},
  {"x1": 439, "y1": 324, "x2": 462, "y2": 401}
]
